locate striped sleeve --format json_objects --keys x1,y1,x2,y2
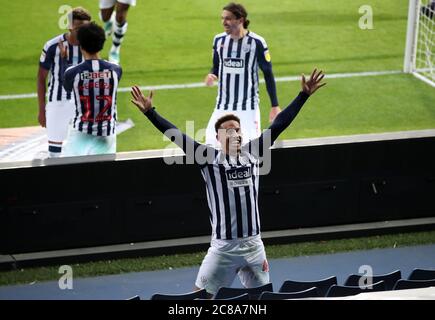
[
  {"x1": 62, "y1": 65, "x2": 76, "y2": 92},
  {"x1": 114, "y1": 64, "x2": 123, "y2": 80},
  {"x1": 255, "y1": 38, "x2": 279, "y2": 107},
  {"x1": 211, "y1": 35, "x2": 221, "y2": 76},
  {"x1": 39, "y1": 42, "x2": 55, "y2": 70}
]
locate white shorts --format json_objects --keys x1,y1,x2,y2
[
  {"x1": 99, "y1": 0, "x2": 136, "y2": 9},
  {"x1": 45, "y1": 101, "x2": 75, "y2": 143},
  {"x1": 205, "y1": 108, "x2": 261, "y2": 147},
  {"x1": 195, "y1": 235, "x2": 270, "y2": 295},
  {"x1": 62, "y1": 128, "x2": 116, "y2": 156}
]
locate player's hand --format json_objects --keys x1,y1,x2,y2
[
  {"x1": 204, "y1": 73, "x2": 218, "y2": 86},
  {"x1": 38, "y1": 111, "x2": 46, "y2": 128},
  {"x1": 130, "y1": 86, "x2": 153, "y2": 113},
  {"x1": 58, "y1": 39, "x2": 68, "y2": 60},
  {"x1": 269, "y1": 106, "x2": 281, "y2": 123},
  {"x1": 301, "y1": 69, "x2": 326, "y2": 96}
]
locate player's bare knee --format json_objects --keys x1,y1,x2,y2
[
  {"x1": 101, "y1": 7, "x2": 115, "y2": 22},
  {"x1": 115, "y1": 3, "x2": 130, "y2": 24}
]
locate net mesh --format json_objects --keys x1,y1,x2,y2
[{"x1": 415, "y1": 0, "x2": 435, "y2": 83}]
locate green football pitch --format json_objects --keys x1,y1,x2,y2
[{"x1": 0, "y1": 0, "x2": 434, "y2": 152}]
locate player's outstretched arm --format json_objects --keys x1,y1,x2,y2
[
  {"x1": 130, "y1": 86, "x2": 207, "y2": 157},
  {"x1": 268, "y1": 69, "x2": 326, "y2": 143},
  {"x1": 301, "y1": 68, "x2": 326, "y2": 96},
  {"x1": 131, "y1": 86, "x2": 153, "y2": 113}
]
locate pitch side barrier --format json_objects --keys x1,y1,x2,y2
[{"x1": 1, "y1": 130, "x2": 435, "y2": 260}]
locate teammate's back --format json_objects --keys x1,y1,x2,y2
[
  {"x1": 62, "y1": 22, "x2": 122, "y2": 156},
  {"x1": 64, "y1": 59, "x2": 122, "y2": 136}
]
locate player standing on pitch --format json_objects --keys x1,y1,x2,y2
[
  {"x1": 98, "y1": 0, "x2": 136, "y2": 64},
  {"x1": 37, "y1": 7, "x2": 91, "y2": 158},
  {"x1": 204, "y1": 2, "x2": 281, "y2": 146},
  {"x1": 62, "y1": 22, "x2": 122, "y2": 156},
  {"x1": 131, "y1": 69, "x2": 325, "y2": 298}
]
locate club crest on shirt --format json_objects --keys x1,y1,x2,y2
[{"x1": 242, "y1": 45, "x2": 251, "y2": 53}]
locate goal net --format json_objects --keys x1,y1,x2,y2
[{"x1": 404, "y1": 0, "x2": 435, "y2": 87}]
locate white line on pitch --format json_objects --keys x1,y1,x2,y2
[{"x1": 0, "y1": 70, "x2": 403, "y2": 101}]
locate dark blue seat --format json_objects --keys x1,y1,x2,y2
[
  {"x1": 279, "y1": 276, "x2": 337, "y2": 297},
  {"x1": 408, "y1": 268, "x2": 435, "y2": 281},
  {"x1": 393, "y1": 279, "x2": 435, "y2": 290},
  {"x1": 214, "y1": 283, "x2": 273, "y2": 300},
  {"x1": 214, "y1": 293, "x2": 250, "y2": 300},
  {"x1": 344, "y1": 270, "x2": 401, "y2": 291},
  {"x1": 259, "y1": 287, "x2": 320, "y2": 300},
  {"x1": 151, "y1": 288, "x2": 208, "y2": 300},
  {"x1": 326, "y1": 280, "x2": 386, "y2": 297}
]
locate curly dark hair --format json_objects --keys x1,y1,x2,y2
[
  {"x1": 214, "y1": 114, "x2": 241, "y2": 133},
  {"x1": 77, "y1": 22, "x2": 106, "y2": 54}
]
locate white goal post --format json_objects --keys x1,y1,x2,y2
[{"x1": 404, "y1": 0, "x2": 435, "y2": 87}]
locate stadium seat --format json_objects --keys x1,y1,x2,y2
[
  {"x1": 278, "y1": 276, "x2": 337, "y2": 296},
  {"x1": 214, "y1": 283, "x2": 273, "y2": 300},
  {"x1": 393, "y1": 279, "x2": 435, "y2": 290},
  {"x1": 259, "y1": 287, "x2": 320, "y2": 300},
  {"x1": 126, "y1": 295, "x2": 141, "y2": 300},
  {"x1": 408, "y1": 268, "x2": 435, "y2": 281},
  {"x1": 326, "y1": 280, "x2": 386, "y2": 297},
  {"x1": 344, "y1": 270, "x2": 401, "y2": 291},
  {"x1": 151, "y1": 288, "x2": 208, "y2": 300},
  {"x1": 214, "y1": 293, "x2": 250, "y2": 300}
]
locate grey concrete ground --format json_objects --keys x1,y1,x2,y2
[{"x1": 0, "y1": 244, "x2": 434, "y2": 300}]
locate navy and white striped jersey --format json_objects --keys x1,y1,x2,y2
[
  {"x1": 39, "y1": 34, "x2": 83, "y2": 102},
  {"x1": 63, "y1": 59, "x2": 122, "y2": 136},
  {"x1": 211, "y1": 31, "x2": 279, "y2": 111},
  {"x1": 144, "y1": 91, "x2": 309, "y2": 240},
  {"x1": 200, "y1": 150, "x2": 261, "y2": 239}
]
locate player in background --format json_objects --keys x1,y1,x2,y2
[
  {"x1": 37, "y1": 7, "x2": 91, "y2": 158},
  {"x1": 62, "y1": 22, "x2": 122, "y2": 156},
  {"x1": 99, "y1": 0, "x2": 136, "y2": 64},
  {"x1": 204, "y1": 2, "x2": 281, "y2": 146}
]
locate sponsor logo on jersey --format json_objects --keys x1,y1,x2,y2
[
  {"x1": 223, "y1": 58, "x2": 244, "y2": 68},
  {"x1": 265, "y1": 51, "x2": 271, "y2": 62},
  {"x1": 226, "y1": 166, "x2": 252, "y2": 187},
  {"x1": 226, "y1": 167, "x2": 251, "y2": 180},
  {"x1": 80, "y1": 71, "x2": 112, "y2": 80}
]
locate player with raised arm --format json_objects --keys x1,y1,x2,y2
[{"x1": 131, "y1": 69, "x2": 325, "y2": 297}]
